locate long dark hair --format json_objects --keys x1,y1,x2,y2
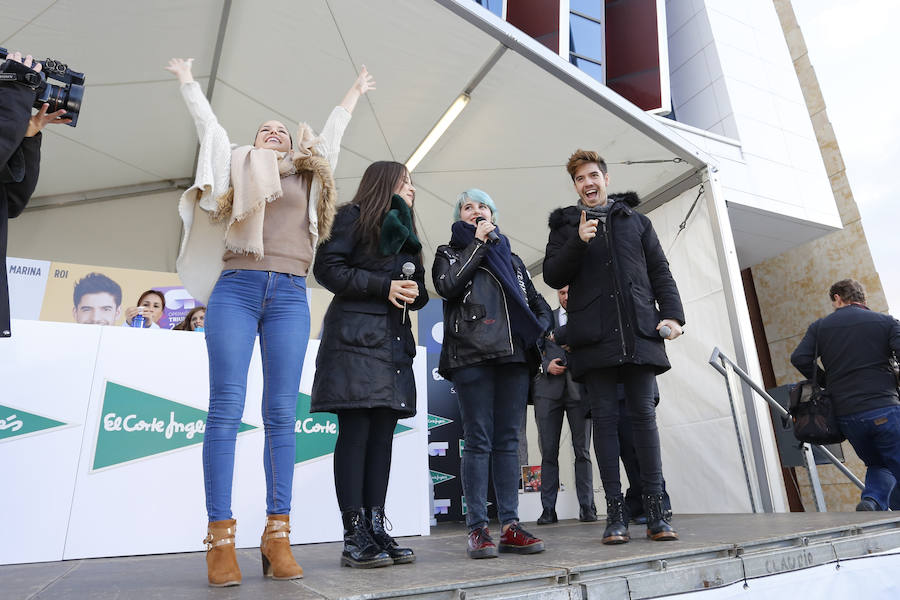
[{"x1": 352, "y1": 161, "x2": 417, "y2": 252}]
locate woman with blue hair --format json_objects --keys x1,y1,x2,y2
[{"x1": 433, "y1": 189, "x2": 552, "y2": 559}]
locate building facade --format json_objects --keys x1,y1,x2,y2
[{"x1": 473, "y1": 0, "x2": 888, "y2": 511}]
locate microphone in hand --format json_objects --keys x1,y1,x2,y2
[
  {"x1": 474, "y1": 216, "x2": 500, "y2": 243},
  {"x1": 659, "y1": 325, "x2": 672, "y2": 339},
  {"x1": 400, "y1": 261, "x2": 416, "y2": 324}
]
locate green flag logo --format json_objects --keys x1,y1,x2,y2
[
  {"x1": 428, "y1": 414, "x2": 453, "y2": 430},
  {"x1": 0, "y1": 404, "x2": 67, "y2": 442},
  {"x1": 430, "y1": 470, "x2": 455, "y2": 485},
  {"x1": 293, "y1": 393, "x2": 413, "y2": 464},
  {"x1": 294, "y1": 393, "x2": 338, "y2": 464},
  {"x1": 93, "y1": 382, "x2": 256, "y2": 471}
]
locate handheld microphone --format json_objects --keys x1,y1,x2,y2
[
  {"x1": 474, "y1": 216, "x2": 500, "y2": 243},
  {"x1": 659, "y1": 325, "x2": 672, "y2": 339},
  {"x1": 401, "y1": 262, "x2": 415, "y2": 324}
]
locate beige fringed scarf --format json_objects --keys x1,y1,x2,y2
[{"x1": 213, "y1": 122, "x2": 337, "y2": 258}]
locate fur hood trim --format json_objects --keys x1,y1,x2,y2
[
  {"x1": 547, "y1": 191, "x2": 641, "y2": 230},
  {"x1": 295, "y1": 154, "x2": 337, "y2": 242}
]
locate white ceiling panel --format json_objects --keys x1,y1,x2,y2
[
  {"x1": 415, "y1": 49, "x2": 696, "y2": 196},
  {"x1": 29, "y1": 132, "x2": 168, "y2": 197},
  {"x1": 2, "y1": 0, "x2": 223, "y2": 84},
  {"x1": 0, "y1": 0, "x2": 56, "y2": 41},
  {"x1": 12, "y1": 0, "x2": 712, "y2": 275},
  {"x1": 323, "y1": 0, "x2": 502, "y2": 160}
]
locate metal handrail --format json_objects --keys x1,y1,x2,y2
[{"x1": 708, "y1": 347, "x2": 863, "y2": 511}]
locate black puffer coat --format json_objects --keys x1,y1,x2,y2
[
  {"x1": 433, "y1": 238, "x2": 552, "y2": 380},
  {"x1": 542, "y1": 192, "x2": 684, "y2": 379},
  {"x1": 1, "y1": 79, "x2": 41, "y2": 338},
  {"x1": 311, "y1": 204, "x2": 428, "y2": 418}
]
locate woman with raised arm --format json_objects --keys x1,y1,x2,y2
[
  {"x1": 165, "y1": 57, "x2": 374, "y2": 587},
  {"x1": 312, "y1": 161, "x2": 428, "y2": 568}
]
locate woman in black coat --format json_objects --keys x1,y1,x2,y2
[
  {"x1": 433, "y1": 189, "x2": 551, "y2": 559},
  {"x1": 312, "y1": 161, "x2": 428, "y2": 568},
  {"x1": 543, "y1": 149, "x2": 684, "y2": 545}
]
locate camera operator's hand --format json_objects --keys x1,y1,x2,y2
[
  {"x1": 165, "y1": 58, "x2": 195, "y2": 84},
  {"x1": 26, "y1": 103, "x2": 72, "y2": 137},
  {"x1": 4, "y1": 51, "x2": 42, "y2": 74}
]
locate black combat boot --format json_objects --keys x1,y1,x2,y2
[
  {"x1": 340, "y1": 508, "x2": 393, "y2": 568},
  {"x1": 643, "y1": 493, "x2": 678, "y2": 541},
  {"x1": 602, "y1": 494, "x2": 630, "y2": 545},
  {"x1": 366, "y1": 507, "x2": 415, "y2": 564}
]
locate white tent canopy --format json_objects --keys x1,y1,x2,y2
[
  {"x1": 7, "y1": 0, "x2": 708, "y2": 276},
  {"x1": 4, "y1": 0, "x2": 789, "y2": 514}
]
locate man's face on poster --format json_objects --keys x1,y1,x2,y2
[{"x1": 73, "y1": 292, "x2": 121, "y2": 325}]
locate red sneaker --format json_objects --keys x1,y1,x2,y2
[
  {"x1": 499, "y1": 522, "x2": 545, "y2": 554},
  {"x1": 467, "y1": 526, "x2": 499, "y2": 559}
]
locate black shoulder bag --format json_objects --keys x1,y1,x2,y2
[{"x1": 788, "y1": 343, "x2": 845, "y2": 445}]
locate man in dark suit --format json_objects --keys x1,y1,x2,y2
[
  {"x1": 791, "y1": 278, "x2": 900, "y2": 511},
  {"x1": 534, "y1": 285, "x2": 596, "y2": 523},
  {"x1": 1, "y1": 50, "x2": 71, "y2": 337}
]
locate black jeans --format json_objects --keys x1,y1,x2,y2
[
  {"x1": 333, "y1": 408, "x2": 399, "y2": 510},
  {"x1": 584, "y1": 365, "x2": 662, "y2": 498},
  {"x1": 618, "y1": 396, "x2": 670, "y2": 516}
]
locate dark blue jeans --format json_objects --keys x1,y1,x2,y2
[
  {"x1": 837, "y1": 405, "x2": 900, "y2": 510},
  {"x1": 202, "y1": 270, "x2": 311, "y2": 521},
  {"x1": 454, "y1": 363, "x2": 529, "y2": 532}
]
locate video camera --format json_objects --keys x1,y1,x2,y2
[{"x1": 0, "y1": 47, "x2": 85, "y2": 127}]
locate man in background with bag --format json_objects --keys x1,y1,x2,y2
[{"x1": 791, "y1": 279, "x2": 900, "y2": 511}]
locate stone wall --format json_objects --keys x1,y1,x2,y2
[{"x1": 752, "y1": 1, "x2": 890, "y2": 511}]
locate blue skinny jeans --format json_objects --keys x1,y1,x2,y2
[{"x1": 202, "y1": 269, "x2": 310, "y2": 521}]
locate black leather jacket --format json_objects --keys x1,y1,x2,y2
[{"x1": 433, "y1": 238, "x2": 552, "y2": 380}]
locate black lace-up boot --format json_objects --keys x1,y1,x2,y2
[
  {"x1": 643, "y1": 493, "x2": 678, "y2": 541},
  {"x1": 366, "y1": 507, "x2": 415, "y2": 564},
  {"x1": 340, "y1": 508, "x2": 393, "y2": 568},
  {"x1": 602, "y1": 494, "x2": 630, "y2": 545}
]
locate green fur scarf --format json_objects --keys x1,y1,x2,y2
[{"x1": 379, "y1": 194, "x2": 422, "y2": 256}]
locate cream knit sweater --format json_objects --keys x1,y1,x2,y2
[{"x1": 175, "y1": 81, "x2": 350, "y2": 304}]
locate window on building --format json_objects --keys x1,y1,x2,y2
[
  {"x1": 474, "y1": 0, "x2": 504, "y2": 18},
  {"x1": 569, "y1": 2, "x2": 605, "y2": 82}
]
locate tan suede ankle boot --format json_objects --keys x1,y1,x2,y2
[
  {"x1": 204, "y1": 519, "x2": 241, "y2": 587},
  {"x1": 260, "y1": 514, "x2": 303, "y2": 579}
]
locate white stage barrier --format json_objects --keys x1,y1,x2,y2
[
  {"x1": 668, "y1": 551, "x2": 900, "y2": 599},
  {"x1": 0, "y1": 319, "x2": 430, "y2": 565}
]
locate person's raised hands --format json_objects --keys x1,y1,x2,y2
[{"x1": 165, "y1": 58, "x2": 195, "y2": 84}]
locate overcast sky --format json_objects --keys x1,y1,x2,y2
[{"x1": 790, "y1": 0, "x2": 900, "y2": 312}]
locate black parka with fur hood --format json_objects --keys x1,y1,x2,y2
[{"x1": 542, "y1": 192, "x2": 684, "y2": 379}]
